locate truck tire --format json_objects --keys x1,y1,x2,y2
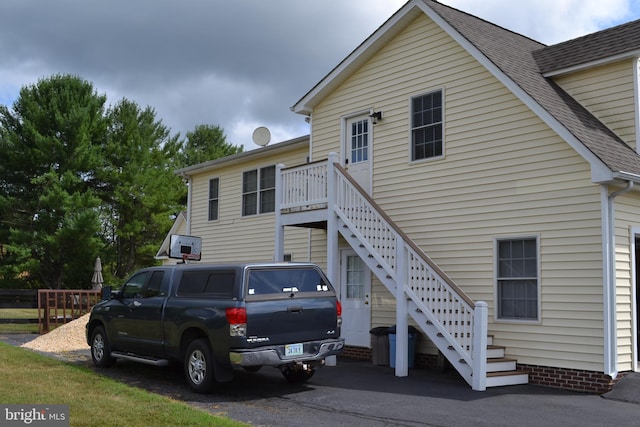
[
  {"x1": 185, "y1": 339, "x2": 215, "y2": 393},
  {"x1": 281, "y1": 364, "x2": 315, "y2": 383},
  {"x1": 90, "y1": 326, "x2": 115, "y2": 368}
]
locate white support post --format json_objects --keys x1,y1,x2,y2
[
  {"x1": 325, "y1": 153, "x2": 339, "y2": 367},
  {"x1": 326, "y1": 153, "x2": 339, "y2": 287},
  {"x1": 471, "y1": 301, "x2": 488, "y2": 391},
  {"x1": 274, "y1": 163, "x2": 285, "y2": 262},
  {"x1": 395, "y1": 239, "x2": 409, "y2": 377}
]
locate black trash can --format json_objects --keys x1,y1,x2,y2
[
  {"x1": 388, "y1": 325, "x2": 418, "y2": 368},
  {"x1": 369, "y1": 326, "x2": 390, "y2": 366}
]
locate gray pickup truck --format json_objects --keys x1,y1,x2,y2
[{"x1": 86, "y1": 262, "x2": 344, "y2": 393}]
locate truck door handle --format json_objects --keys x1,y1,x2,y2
[{"x1": 287, "y1": 306, "x2": 303, "y2": 313}]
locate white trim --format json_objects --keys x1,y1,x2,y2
[
  {"x1": 634, "y1": 58, "x2": 640, "y2": 154},
  {"x1": 175, "y1": 136, "x2": 308, "y2": 176},
  {"x1": 341, "y1": 109, "x2": 375, "y2": 167},
  {"x1": 601, "y1": 184, "x2": 617, "y2": 376},
  {"x1": 493, "y1": 234, "x2": 542, "y2": 323},
  {"x1": 408, "y1": 87, "x2": 446, "y2": 164},
  {"x1": 240, "y1": 164, "x2": 277, "y2": 217},
  {"x1": 631, "y1": 226, "x2": 640, "y2": 372},
  {"x1": 542, "y1": 50, "x2": 640, "y2": 78},
  {"x1": 341, "y1": 110, "x2": 375, "y2": 194}
]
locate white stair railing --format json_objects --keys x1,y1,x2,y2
[{"x1": 278, "y1": 153, "x2": 488, "y2": 390}]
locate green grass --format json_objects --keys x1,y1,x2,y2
[
  {"x1": 0, "y1": 308, "x2": 38, "y2": 319},
  {"x1": 0, "y1": 342, "x2": 247, "y2": 427},
  {"x1": 0, "y1": 309, "x2": 39, "y2": 333}
]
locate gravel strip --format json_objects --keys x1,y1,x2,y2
[{"x1": 20, "y1": 313, "x2": 91, "y2": 353}]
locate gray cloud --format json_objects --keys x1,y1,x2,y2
[{"x1": 0, "y1": 0, "x2": 637, "y2": 149}]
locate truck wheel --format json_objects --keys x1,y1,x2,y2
[
  {"x1": 281, "y1": 364, "x2": 315, "y2": 383},
  {"x1": 185, "y1": 339, "x2": 215, "y2": 393},
  {"x1": 90, "y1": 326, "x2": 115, "y2": 368}
]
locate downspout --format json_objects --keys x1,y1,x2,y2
[
  {"x1": 604, "y1": 180, "x2": 634, "y2": 378},
  {"x1": 179, "y1": 172, "x2": 193, "y2": 235}
]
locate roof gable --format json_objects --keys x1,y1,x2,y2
[{"x1": 293, "y1": 0, "x2": 640, "y2": 181}]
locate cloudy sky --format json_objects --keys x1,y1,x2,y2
[{"x1": 1, "y1": 0, "x2": 639, "y2": 150}]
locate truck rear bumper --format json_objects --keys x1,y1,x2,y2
[{"x1": 229, "y1": 338, "x2": 344, "y2": 367}]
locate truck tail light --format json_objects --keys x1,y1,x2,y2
[
  {"x1": 336, "y1": 300, "x2": 342, "y2": 327},
  {"x1": 226, "y1": 307, "x2": 247, "y2": 337}
]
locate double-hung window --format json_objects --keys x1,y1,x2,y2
[
  {"x1": 496, "y1": 237, "x2": 539, "y2": 320},
  {"x1": 242, "y1": 165, "x2": 275, "y2": 216},
  {"x1": 208, "y1": 178, "x2": 219, "y2": 221},
  {"x1": 411, "y1": 90, "x2": 443, "y2": 161}
]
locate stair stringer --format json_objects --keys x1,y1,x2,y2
[{"x1": 336, "y1": 215, "x2": 475, "y2": 387}]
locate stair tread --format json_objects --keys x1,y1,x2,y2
[
  {"x1": 486, "y1": 370, "x2": 528, "y2": 377},
  {"x1": 487, "y1": 357, "x2": 516, "y2": 363}
]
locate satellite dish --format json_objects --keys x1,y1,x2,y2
[{"x1": 252, "y1": 126, "x2": 271, "y2": 147}]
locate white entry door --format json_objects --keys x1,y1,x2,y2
[
  {"x1": 344, "y1": 115, "x2": 372, "y2": 193},
  {"x1": 340, "y1": 249, "x2": 371, "y2": 347}
]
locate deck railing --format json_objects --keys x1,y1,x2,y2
[{"x1": 280, "y1": 160, "x2": 328, "y2": 211}]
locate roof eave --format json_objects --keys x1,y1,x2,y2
[
  {"x1": 175, "y1": 135, "x2": 309, "y2": 177},
  {"x1": 543, "y1": 51, "x2": 640, "y2": 77},
  {"x1": 612, "y1": 171, "x2": 640, "y2": 184},
  {"x1": 420, "y1": 2, "x2": 618, "y2": 183}
]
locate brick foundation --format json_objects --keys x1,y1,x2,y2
[
  {"x1": 341, "y1": 345, "x2": 626, "y2": 394},
  {"x1": 517, "y1": 363, "x2": 626, "y2": 394},
  {"x1": 341, "y1": 345, "x2": 371, "y2": 361}
]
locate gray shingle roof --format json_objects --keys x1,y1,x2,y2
[
  {"x1": 425, "y1": 0, "x2": 640, "y2": 177},
  {"x1": 534, "y1": 19, "x2": 640, "y2": 74}
]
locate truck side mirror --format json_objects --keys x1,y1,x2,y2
[{"x1": 101, "y1": 286, "x2": 112, "y2": 301}]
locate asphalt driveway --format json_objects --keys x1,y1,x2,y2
[{"x1": 3, "y1": 333, "x2": 640, "y2": 426}]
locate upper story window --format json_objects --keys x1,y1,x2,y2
[
  {"x1": 496, "y1": 237, "x2": 539, "y2": 321},
  {"x1": 242, "y1": 165, "x2": 275, "y2": 216},
  {"x1": 208, "y1": 178, "x2": 219, "y2": 221},
  {"x1": 411, "y1": 90, "x2": 443, "y2": 161}
]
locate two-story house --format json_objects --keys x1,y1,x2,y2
[{"x1": 159, "y1": 0, "x2": 640, "y2": 393}]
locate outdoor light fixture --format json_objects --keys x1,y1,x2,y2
[{"x1": 370, "y1": 111, "x2": 383, "y2": 124}]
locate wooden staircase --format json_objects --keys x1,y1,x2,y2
[
  {"x1": 485, "y1": 336, "x2": 529, "y2": 387},
  {"x1": 276, "y1": 154, "x2": 528, "y2": 390}
]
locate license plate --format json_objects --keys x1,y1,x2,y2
[{"x1": 285, "y1": 343, "x2": 304, "y2": 357}]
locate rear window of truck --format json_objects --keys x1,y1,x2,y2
[
  {"x1": 177, "y1": 270, "x2": 236, "y2": 298},
  {"x1": 246, "y1": 267, "x2": 334, "y2": 296}
]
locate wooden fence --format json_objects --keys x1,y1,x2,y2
[
  {"x1": 38, "y1": 290, "x2": 101, "y2": 333},
  {"x1": 0, "y1": 289, "x2": 101, "y2": 333}
]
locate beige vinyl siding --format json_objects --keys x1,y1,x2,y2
[
  {"x1": 310, "y1": 13, "x2": 605, "y2": 370},
  {"x1": 188, "y1": 145, "x2": 310, "y2": 264},
  {"x1": 554, "y1": 60, "x2": 637, "y2": 148},
  {"x1": 613, "y1": 190, "x2": 640, "y2": 371}
]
